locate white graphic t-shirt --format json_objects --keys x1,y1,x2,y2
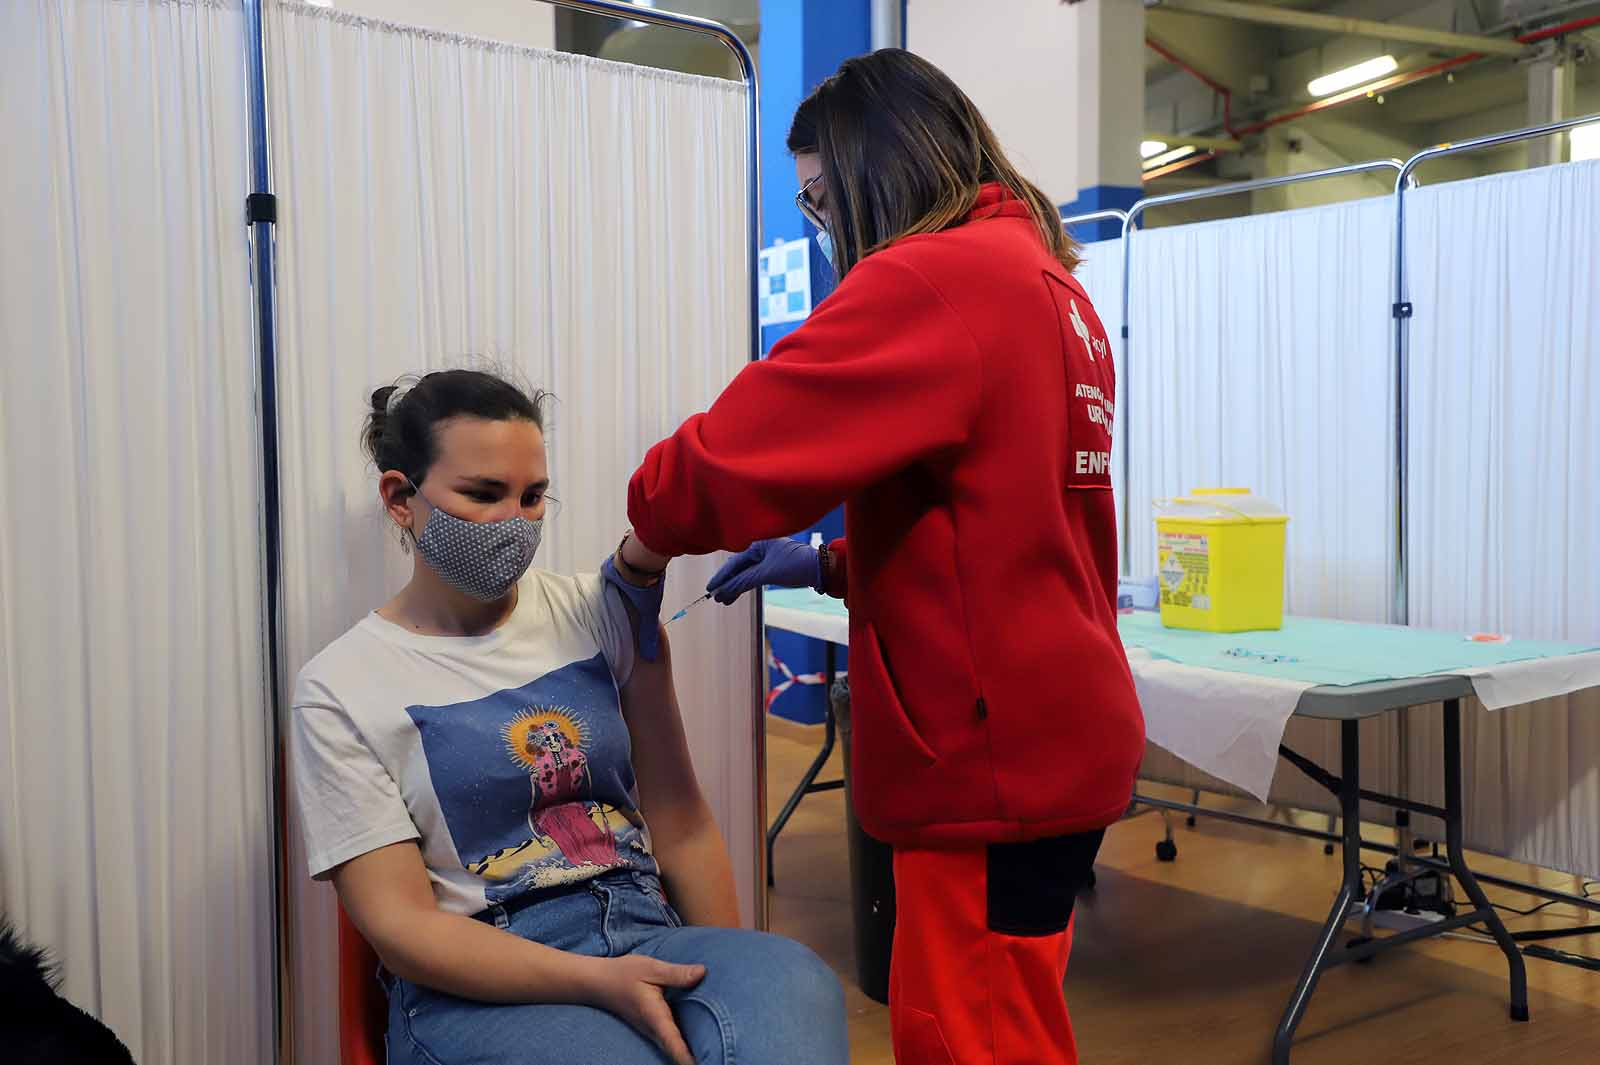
[{"x1": 290, "y1": 569, "x2": 652, "y2": 916}]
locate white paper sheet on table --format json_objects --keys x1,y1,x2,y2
[
  {"x1": 1125, "y1": 648, "x2": 1312, "y2": 802},
  {"x1": 1124, "y1": 648, "x2": 1600, "y2": 801},
  {"x1": 1456, "y1": 653, "x2": 1600, "y2": 711}
]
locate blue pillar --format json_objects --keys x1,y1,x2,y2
[
  {"x1": 759, "y1": 0, "x2": 872, "y2": 354},
  {"x1": 758, "y1": 0, "x2": 870, "y2": 723}
]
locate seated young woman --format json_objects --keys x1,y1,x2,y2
[{"x1": 290, "y1": 369, "x2": 846, "y2": 1065}]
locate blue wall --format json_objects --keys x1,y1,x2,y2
[
  {"x1": 758, "y1": 0, "x2": 871, "y2": 356},
  {"x1": 758, "y1": 0, "x2": 871, "y2": 723}
]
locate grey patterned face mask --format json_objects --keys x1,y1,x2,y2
[{"x1": 409, "y1": 482, "x2": 542, "y2": 602}]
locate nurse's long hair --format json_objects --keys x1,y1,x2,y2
[{"x1": 787, "y1": 49, "x2": 1080, "y2": 278}]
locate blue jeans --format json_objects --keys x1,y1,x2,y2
[{"x1": 384, "y1": 871, "x2": 847, "y2": 1065}]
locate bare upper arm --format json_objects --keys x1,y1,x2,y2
[
  {"x1": 331, "y1": 840, "x2": 439, "y2": 960},
  {"x1": 619, "y1": 628, "x2": 711, "y2": 838}
]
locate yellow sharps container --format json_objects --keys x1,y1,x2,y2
[{"x1": 1154, "y1": 488, "x2": 1289, "y2": 632}]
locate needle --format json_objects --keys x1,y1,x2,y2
[{"x1": 667, "y1": 592, "x2": 713, "y2": 624}]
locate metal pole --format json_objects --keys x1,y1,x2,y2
[
  {"x1": 1391, "y1": 110, "x2": 1600, "y2": 626},
  {"x1": 1442, "y1": 700, "x2": 1530, "y2": 1020},
  {"x1": 1060, "y1": 208, "x2": 1130, "y2": 228},
  {"x1": 870, "y1": 0, "x2": 904, "y2": 51},
  {"x1": 240, "y1": 2, "x2": 286, "y2": 1062},
  {"x1": 1118, "y1": 158, "x2": 1405, "y2": 578}
]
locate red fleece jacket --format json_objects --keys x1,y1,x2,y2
[{"x1": 629, "y1": 185, "x2": 1145, "y2": 847}]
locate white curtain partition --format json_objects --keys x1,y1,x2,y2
[
  {"x1": 1402, "y1": 160, "x2": 1600, "y2": 875},
  {"x1": 0, "y1": 4, "x2": 275, "y2": 1065},
  {"x1": 262, "y1": 4, "x2": 754, "y2": 1061},
  {"x1": 1124, "y1": 170, "x2": 1600, "y2": 877}
]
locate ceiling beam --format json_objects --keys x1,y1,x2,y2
[{"x1": 1152, "y1": 0, "x2": 1531, "y2": 57}]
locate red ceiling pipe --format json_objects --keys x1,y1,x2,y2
[
  {"x1": 1236, "y1": 53, "x2": 1478, "y2": 136},
  {"x1": 1145, "y1": 38, "x2": 1241, "y2": 139},
  {"x1": 1157, "y1": 16, "x2": 1600, "y2": 146},
  {"x1": 1517, "y1": 14, "x2": 1600, "y2": 43}
]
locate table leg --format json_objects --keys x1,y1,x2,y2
[
  {"x1": 1441, "y1": 699, "x2": 1529, "y2": 1022},
  {"x1": 765, "y1": 642, "x2": 841, "y2": 886},
  {"x1": 1273, "y1": 719, "x2": 1361, "y2": 1065}
]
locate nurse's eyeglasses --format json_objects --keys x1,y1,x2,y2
[{"x1": 795, "y1": 174, "x2": 827, "y2": 232}]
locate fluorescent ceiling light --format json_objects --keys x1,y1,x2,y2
[
  {"x1": 1143, "y1": 145, "x2": 1197, "y2": 170},
  {"x1": 1141, "y1": 140, "x2": 1170, "y2": 159},
  {"x1": 1571, "y1": 122, "x2": 1600, "y2": 162},
  {"x1": 1308, "y1": 55, "x2": 1398, "y2": 98}
]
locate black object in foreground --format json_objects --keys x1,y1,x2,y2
[{"x1": 0, "y1": 916, "x2": 138, "y2": 1065}]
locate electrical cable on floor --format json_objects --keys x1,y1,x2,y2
[
  {"x1": 1482, "y1": 878, "x2": 1600, "y2": 927},
  {"x1": 1436, "y1": 893, "x2": 1600, "y2": 973},
  {"x1": 1368, "y1": 871, "x2": 1600, "y2": 972},
  {"x1": 1493, "y1": 898, "x2": 1568, "y2": 917}
]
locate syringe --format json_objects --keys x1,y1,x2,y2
[{"x1": 667, "y1": 592, "x2": 713, "y2": 624}]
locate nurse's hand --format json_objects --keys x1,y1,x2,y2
[
  {"x1": 706, "y1": 538, "x2": 822, "y2": 605},
  {"x1": 602, "y1": 550, "x2": 665, "y2": 663}
]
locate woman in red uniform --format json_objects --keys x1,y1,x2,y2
[{"x1": 607, "y1": 49, "x2": 1145, "y2": 1065}]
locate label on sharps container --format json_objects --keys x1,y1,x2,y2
[{"x1": 1158, "y1": 532, "x2": 1211, "y2": 610}]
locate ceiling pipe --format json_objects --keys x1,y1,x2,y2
[
  {"x1": 1146, "y1": 36, "x2": 1241, "y2": 138},
  {"x1": 1237, "y1": 54, "x2": 1477, "y2": 136},
  {"x1": 1153, "y1": 0, "x2": 1529, "y2": 56},
  {"x1": 1516, "y1": 12, "x2": 1600, "y2": 42},
  {"x1": 1486, "y1": 1, "x2": 1600, "y2": 35},
  {"x1": 1144, "y1": 14, "x2": 1600, "y2": 175},
  {"x1": 1238, "y1": 15, "x2": 1600, "y2": 138}
]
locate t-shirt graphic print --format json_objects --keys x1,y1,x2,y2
[
  {"x1": 409, "y1": 652, "x2": 653, "y2": 904},
  {"x1": 290, "y1": 569, "x2": 651, "y2": 916}
]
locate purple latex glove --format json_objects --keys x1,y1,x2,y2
[
  {"x1": 706, "y1": 538, "x2": 822, "y2": 605},
  {"x1": 601, "y1": 554, "x2": 664, "y2": 662}
]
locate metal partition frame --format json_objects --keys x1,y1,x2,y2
[
  {"x1": 240, "y1": 4, "x2": 763, "y2": 1060},
  {"x1": 240, "y1": 4, "x2": 284, "y2": 1057},
  {"x1": 1062, "y1": 209, "x2": 1130, "y2": 226},
  {"x1": 1116, "y1": 159, "x2": 1408, "y2": 579},
  {"x1": 1061, "y1": 206, "x2": 1130, "y2": 243},
  {"x1": 1390, "y1": 112, "x2": 1600, "y2": 626}
]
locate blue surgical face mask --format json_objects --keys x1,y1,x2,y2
[
  {"x1": 815, "y1": 229, "x2": 836, "y2": 270},
  {"x1": 408, "y1": 481, "x2": 542, "y2": 602}
]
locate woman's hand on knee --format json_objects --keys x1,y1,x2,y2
[{"x1": 579, "y1": 953, "x2": 705, "y2": 1065}]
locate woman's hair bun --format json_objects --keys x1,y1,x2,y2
[{"x1": 360, "y1": 369, "x2": 543, "y2": 482}]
